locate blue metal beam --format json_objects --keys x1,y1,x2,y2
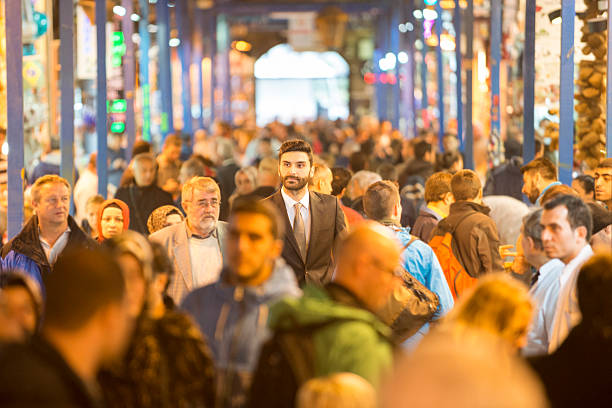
[
  {"x1": 59, "y1": 2, "x2": 75, "y2": 190},
  {"x1": 138, "y1": 0, "x2": 151, "y2": 143},
  {"x1": 216, "y1": 14, "x2": 232, "y2": 123},
  {"x1": 209, "y1": 13, "x2": 217, "y2": 130},
  {"x1": 454, "y1": 0, "x2": 463, "y2": 150},
  {"x1": 375, "y1": 13, "x2": 388, "y2": 121},
  {"x1": 194, "y1": 9, "x2": 205, "y2": 131},
  {"x1": 96, "y1": 0, "x2": 108, "y2": 198},
  {"x1": 559, "y1": 0, "x2": 575, "y2": 185},
  {"x1": 404, "y1": 7, "x2": 417, "y2": 139},
  {"x1": 464, "y1": 0, "x2": 474, "y2": 170},
  {"x1": 176, "y1": 0, "x2": 194, "y2": 134},
  {"x1": 157, "y1": 0, "x2": 174, "y2": 140},
  {"x1": 390, "y1": 1, "x2": 400, "y2": 130},
  {"x1": 5, "y1": 0, "x2": 24, "y2": 238},
  {"x1": 523, "y1": 0, "x2": 536, "y2": 164},
  {"x1": 490, "y1": 0, "x2": 502, "y2": 161},
  {"x1": 123, "y1": 0, "x2": 136, "y2": 158},
  {"x1": 435, "y1": 1, "x2": 444, "y2": 150}
]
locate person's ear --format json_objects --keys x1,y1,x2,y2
[
  {"x1": 271, "y1": 239, "x2": 283, "y2": 258},
  {"x1": 575, "y1": 225, "x2": 588, "y2": 242}
]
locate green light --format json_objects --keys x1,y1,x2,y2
[
  {"x1": 110, "y1": 99, "x2": 127, "y2": 113},
  {"x1": 110, "y1": 122, "x2": 125, "y2": 133},
  {"x1": 111, "y1": 55, "x2": 122, "y2": 67},
  {"x1": 111, "y1": 31, "x2": 124, "y2": 47}
]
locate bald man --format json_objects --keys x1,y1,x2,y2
[{"x1": 249, "y1": 222, "x2": 398, "y2": 407}]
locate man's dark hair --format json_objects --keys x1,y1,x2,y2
[
  {"x1": 544, "y1": 194, "x2": 593, "y2": 241},
  {"x1": 331, "y1": 167, "x2": 353, "y2": 196},
  {"x1": 349, "y1": 151, "x2": 368, "y2": 173},
  {"x1": 574, "y1": 175, "x2": 595, "y2": 196},
  {"x1": 163, "y1": 134, "x2": 182, "y2": 148},
  {"x1": 180, "y1": 157, "x2": 206, "y2": 179},
  {"x1": 363, "y1": 180, "x2": 400, "y2": 221},
  {"x1": 522, "y1": 209, "x2": 544, "y2": 250},
  {"x1": 45, "y1": 247, "x2": 125, "y2": 330},
  {"x1": 577, "y1": 252, "x2": 612, "y2": 330},
  {"x1": 414, "y1": 140, "x2": 432, "y2": 161},
  {"x1": 587, "y1": 202, "x2": 612, "y2": 235},
  {"x1": 451, "y1": 169, "x2": 482, "y2": 201},
  {"x1": 376, "y1": 163, "x2": 398, "y2": 182},
  {"x1": 535, "y1": 138, "x2": 543, "y2": 156},
  {"x1": 596, "y1": 157, "x2": 612, "y2": 169},
  {"x1": 278, "y1": 139, "x2": 313, "y2": 166},
  {"x1": 0, "y1": 271, "x2": 43, "y2": 325},
  {"x1": 504, "y1": 138, "x2": 523, "y2": 160},
  {"x1": 425, "y1": 172, "x2": 453, "y2": 203},
  {"x1": 230, "y1": 197, "x2": 284, "y2": 239},
  {"x1": 436, "y1": 151, "x2": 462, "y2": 172},
  {"x1": 520, "y1": 157, "x2": 557, "y2": 181},
  {"x1": 131, "y1": 140, "x2": 152, "y2": 158}
]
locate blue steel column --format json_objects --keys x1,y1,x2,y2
[
  {"x1": 375, "y1": 13, "x2": 388, "y2": 120},
  {"x1": 157, "y1": 0, "x2": 174, "y2": 140},
  {"x1": 421, "y1": 42, "x2": 428, "y2": 122},
  {"x1": 490, "y1": 0, "x2": 502, "y2": 159},
  {"x1": 138, "y1": 0, "x2": 151, "y2": 142},
  {"x1": 217, "y1": 14, "x2": 231, "y2": 123},
  {"x1": 559, "y1": 0, "x2": 575, "y2": 185},
  {"x1": 123, "y1": 0, "x2": 136, "y2": 159},
  {"x1": 523, "y1": 0, "x2": 536, "y2": 163},
  {"x1": 96, "y1": 0, "x2": 108, "y2": 198},
  {"x1": 194, "y1": 9, "x2": 205, "y2": 130},
  {"x1": 209, "y1": 13, "x2": 217, "y2": 129},
  {"x1": 390, "y1": 1, "x2": 400, "y2": 130},
  {"x1": 176, "y1": 0, "x2": 193, "y2": 134},
  {"x1": 59, "y1": 2, "x2": 75, "y2": 189},
  {"x1": 5, "y1": 0, "x2": 24, "y2": 238},
  {"x1": 464, "y1": 0, "x2": 474, "y2": 170},
  {"x1": 607, "y1": 0, "x2": 612, "y2": 157},
  {"x1": 405, "y1": 9, "x2": 418, "y2": 139},
  {"x1": 435, "y1": 1, "x2": 444, "y2": 149},
  {"x1": 454, "y1": 0, "x2": 463, "y2": 149}
]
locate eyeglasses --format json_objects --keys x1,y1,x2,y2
[{"x1": 193, "y1": 199, "x2": 220, "y2": 209}]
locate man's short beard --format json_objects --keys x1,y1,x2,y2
[{"x1": 282, "y1": 176, "x2": 309, "y2": 191}]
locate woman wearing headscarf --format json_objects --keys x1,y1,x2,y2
[
  {"x1": 146, "y1": 205, "x2": 184, "y2": 234},
  {"x1": 97, "y1": 199, "x2": 130, "y2": 242}
]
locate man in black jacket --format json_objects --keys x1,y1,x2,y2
[
  {"x1": 115, "y1": 153, "x2": 174, "y2": 235},
  {"x1": 0, "y1": 248, "x2": 133, "y2": 407},
  {"x1": 1, "y1": 175, "x2": 95, "y2": 281}
]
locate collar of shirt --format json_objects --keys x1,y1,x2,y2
[
  {"x1": 536, "y1": 181, "x2": 562, "y2": 206},
  {"x1": 425, "y1": 204, "x2": 445, "y2": 220},
  {"x1": 39, "y1": 225, "x2": 71, "y2": 247},
  {"x1": 186, "y1": 220, "x2": 218, "y2": 240},
  {"x1": 281, "y1": 187, "x2": 310, "y2": 213},
  {"x1": 539, "y1": 258, "x2": 564, "y2": 280},
  {"x1": 560, "y1": 244, "x2": 594, "y2": 286}
]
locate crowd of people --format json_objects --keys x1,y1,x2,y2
[{"x1": 0, "y1": 116, "x2": 610, "y2": 407}]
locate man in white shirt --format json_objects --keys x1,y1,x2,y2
[
  {"x1": 541, "y1": 195, "x2": 594, "y2": 353},
  {"x1": 150, "y1": 176, "x2": 228, "y2": 303},
  {"x1": 521, "y1": 209, "x2": 564, "y2": 356}
]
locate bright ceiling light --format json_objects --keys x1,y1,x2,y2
[
  {"x1": 398, "y1": 51, "x2": 409, "y2": 64},
  {"x1": 169, "y1": 38, "x2": 180, "y2": 47},
  {"x1": 131, "y1": 13, "x2": 140, "y2": 22},
  {"x1": 112, "y1": 6, "x2": 126, "y2": 16},
  {"x1": 423, "y1": 9, "x2": 439, "y2": 20}
]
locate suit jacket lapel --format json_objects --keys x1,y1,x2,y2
[
  {"x1": 305, "y1": 192, "x2": 324, "y2": 263},
  {"x1": 173, "y1": 224, "x2": 193, "y2": 291},
  {"x1": 271, "y1": 191, "x2": 303, "y2": 262}
]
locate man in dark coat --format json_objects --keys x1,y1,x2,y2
[
  {"x1": 430, "y1": 170, "x2": 505, "y2": 278},
  {"x1": 0, "y1": 248, "x2": 132, "y2": 407},
  {"x1": 115, "y1": 153, "x2": 174, "y2": 235},
  {"x1": 214, "y1": 138, "x2": 240, "y2": 221},
  {"x1": 264, "y1": 140, "x2": 346, "y2": 286},
  {"x1": 412, "y1": 172, "x2": 453, "y2": 242},
  {"x1": 1, "y1": 175, "x2": 95, "y2": 286},
  {"x1": 529, "y1": 252, "x2": 612, "y2": 407}
]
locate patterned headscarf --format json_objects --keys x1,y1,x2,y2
[{"x1": 147, "y1": 205, "x2": 184, "y2": 234}]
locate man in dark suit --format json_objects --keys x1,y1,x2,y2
[{"x1": 265, "y1": 139, "x2": 346, "y2": 286}]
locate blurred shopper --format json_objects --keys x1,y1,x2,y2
[
  {"x1": 0, "y1": 248, "x2": 132, "y2": 407},
  {"x1": 530, "y1": 252, "x2": 612, "y2": 407},
  {"x1": 331, "y1": 167, "x2": 363, "y2": 226},
  {"x1": 542, "y1": 195, "x2": 594, "y2": 352},
  {"x1": 150, "y1": 177, "x2": 228, "y2": 303},
  {"x1": 435, "y1": 150, "x2": 463, "y2": 174},
  {"x1": 539, "y1": 183, "x2": 579, "y2": 206},
  {"x1": 73, "y1": 153, "x2": 105, "y2": 225},
  {"x1": 296, "y1": 373, "x2": 377, "y2": 408},
  {"x1": 1, "y1": 175, "x2": 95, "y2": 286},
  {"x1": 265, "y1": 140, "x2": 346, "y2": 286},
  {"x1": 430, "y1": 170, "x2": 505, "y2": 296},
  {"x1": 228, "y1": 166, "x2": 258, "y2": 210},
  {"x1": 412, "y1": 172, "x2": 453, "y2": 243},
  {"x1": 83, "y1": 194, "x2": 104, "y2": 238},
  {"x1": 398, "y1": 140, "x2": 435, "y2": 187},
  {"x1": 146, "y1": 205, "x2": 184, "y2": 234},
  {"x1": 0, "y1": 271, "x2": 42, "y2": 342},
  {"x1": 588, "y1": 202, "x2": 612, "y2": 250},
  {"x1": 594, "y1": 158, "x2": 612, "y2": 208},
  {"x1": 520, "y1": 209, "x2": 564, "y2": 356},
  {"x1": 156, "y1": 134, "x2": 183, "y2": 198},
  {"x1": 96, "y1": 199, "x2": 130, "y2": 243},
  {"x1": 118, "y1": 140, "x2": 154, "y2": 188},
  {"x1": 249, "y1": 157, "x2": 280, "y2": 199},
  {"x1": 484, "y1": 138, "x2": 524, "y2": 201},
  {"x1": 345, "y1": 170, "x2": 382, "y2": 216},
  {"x1": 248, "y1": 222, "x2": 398, "y2": 407},
  {"x1": 99, "y1": 232, "x2": 216, "y2": 408},
  {"x1": 572, "y1": 174, "x2": 595, "y2": 202},
  {"x1": 309, "y1": 162, "x2": 334, "y2": 195},
  {"x1": 115, "y1": 153, "x2": 174, "y2": 235},
  {"x1": 215, "y1": 138, "x2": 240, "y2": 221},
  {"x1": 363, "y1": 181, "x2": 453, "y2": 347},
  {"x1": 182, "y1": 199, "x2": 300, "y2": 408},
  {"x1": 29, "y1": 138, "x2": 79, "y2": 184},
  {"x1": 482, "y1": 195, "x2": 529, "y2": 245},
  {"x1": 521, "y1": 157, "x2": 560, "y2": 205},
  {"x1": 175, "y1": 156, "x2": 207, "y2": 213},
  {"x1": 107, "y1": 133, "x2": 128, "y2": 189}
]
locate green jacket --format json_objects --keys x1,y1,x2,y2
[{"x1": 268, "y1": 284, "x2": 393, "y2": 388}]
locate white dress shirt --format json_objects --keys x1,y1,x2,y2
[
  {"x1": 523, "y1": 258, "x2": 565, "y2": 356},
  {"x1": 548, "y1": 244, "x2": 594, "y2": 353},
  {"x1": 40, "y1": 226, "x2": 71, "y2": 266},
  {"x1": 281, "y1": 187, "x2": 311, "y2": 245}
]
